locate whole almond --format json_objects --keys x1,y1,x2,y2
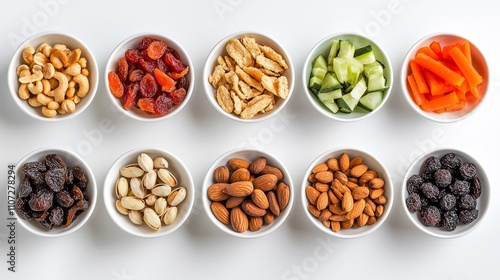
[
  {"x1": 248, "y1": 157, "x2": 266, "y2": 175},
  {"x1": 333, "y1": 188, "x2": 344, "y2": 201},
  {"x1": 339, "y1": 153, "x2": 350, "y2": 172},
  {"x1": 263, "y1": 210, "x2": 275, "y2": 225},
  {"x1": 342, "y1": 191, "x2": 354, "y2": 212},
  {"x1": 225, "y1": 196, "x2": 245, "y2": 208},
  {"x1": 306, "y1": 186, "x2": 321, "y2": 205},
  {"x1": 308, "y1": 173, "x2": 318, "y2": 183},
  {"x1": 329, "y1": 214, "x2": 349, "y2": 222},
  {"x1": 357, "y1": 213, "x2": 369, "y2": 227},
  {"x1": 213, "y1": 166, "x2": 230, "y2": 183},
  {"x1": 350, "y1": 164, "x2": 368, "y2": 178},
  {"x1": 352, "y1": 186, "x2": 370, "y2": 200},
  {"x1": 332, "y1": 179, "x2": 350, "y2": 194},
  {"x1": 322, "y1": 220, "x2": 331, "y2": 228},
  {"x1": 315, "y1": 171, "x2": 333, "y2": 183},
  {"x1": 211, "y1": 201, "x2": 230, "y2": 225},
  {"x1": 251, "y1": 189, "x2": 269, "y2": 209},
  {"x1": 314, "y1": 182, "x2": 330, "y2": 193},
  {"x1": 229, "y1": 168, "x2": 251, "y2": 183},
  {"x1": 230, "y1": 207, "x2": 249, "y2": 232},
  {"x1": 207, "y1": 183, "x2": 231, "y2": 201},
  {"x1": 260, "y1": 165, "x2": 283, "y2": 181},
  {"x1": 312, "y1": 163, "x2": 328, "y2": 174},
  {"x1": 228, "y1": 158, "x2": 250, "y2": 171},
  {"x1": 334, "y1": 171, "x2": 348, "y2": 185},
  {"x1": 375, "y1": 205, "x2": 384, "y2": 217},
  {"x1": 365, "y1": 197, "x2": 377, "y2": 212},
  {"x1": 373, "y1": 195, "x2": 387, "y2": 205},
  {"x1": 249, "y1": 216, "x2": 264, "y2": 232},
  {"x1": 242, "y1": 200, "x2": 267, "y2": 217},
  {"x1": 364, "y1": 203, "x2": 375, "y2": 216},
  {"x1": 367, "y1": 216, "x2": 377, "y2": 225},
  {"x1": 327, "y1": 158, "x2": 340, "y2": 172},
  {"x1": 223, "y1": 181, "x2": 254, "y2": 197},
  {"x1": 328, "y1": 190, "x2": 340, "y2": 204},
  {"x1": 369, "y1": 188, "x2": 384, "y2": 200},
  {"x1": 267, "y1": 191, "x2": 280, "y2": 216},
  {"x1": 308, "y1": 204, "x2": 321, "y2": 218},
  {"x1": 330, "y1": 221, "x2": 341, "y2": 232},
  {"x1": 276, "y1": 182, "x2": 290, "y2": 211},
  {"x1": 253, "y1": 174, "x2": 278, "y2": 192},
  {"x1": 341, "y1": 219, "x2": 354, "y2": 229},
  {"x1": 349, "y1": 157, "x2": 363, "y2": 168},
  {"x1": 345, "y1": 198, "x2": 366, "y2": 220},
  {"x1": 348, "y1": 177, "x2": 359, "y2": 184},
  {"x1": 359, "y1": 171, "x2": 375, "y2": 186},
  {"x1": 329, "y1": 203, "x2": 346, "y2": 215},
  {"x1": 346, "y1": 181, "x2": 358, "y2": 190},
  {"x1": 369, "y1": 178, "x2": 385, "y2": 189},
  {"x1": 316, "y1": 192, "x2": 329, "y2": 211},
  {"x1": 319, "y1": 209, "x2": 333, "y2": 222}
]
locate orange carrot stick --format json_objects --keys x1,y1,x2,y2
[
  {"x1": 445, "y1": 100, "x2": 465, "y2": 112},
  {"x1": 410, "y1": 60, "x2": 429, "y2": 94},
  {"x1": 407, "y1": 74, "x2": 426, "y2": 106},
  {"x1": 415, "y1": 53, "x2": 464, "y2": 87},
  {"x1": 422, "y1": 69, "x2": 453, "y2": 96},
  {"x1": 417, "y1": 46, "x2": 440, "y2": 60},
  {"x1": 448, "y1": 46, "x2": 483, "y2": 87},
  {"x1": 469, "y1": 85, "x2": 480, "y2": 99},
  {"x1": 430, "y1": 41, "x2": 442, "y2": 57},
  {"x1": 463, "y1": 41, "x2": 472, "y2": 63},
  {"x1": 421, "y1": 91, "x2": 460, "y2": 112}
]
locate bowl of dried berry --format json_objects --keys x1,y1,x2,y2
[
  {"x1": 302, "y1": 148, "x2": 393, "y2": 238},
  {"x1": 203, "y1": 31, "x2": 294, "y2": 122},
  {"x1": 105, "y1": 33, "x2": 193, "y2": 121},
  {"x1": 8, "y1": 31, "x2": 98, "y2": 121},
  {"x1": 403, "y1": 148, "x2": 490, "y2": 238},
  {"x1": 202, "y1": 148, "x2": 293, "y2": 238},
  {"x1": 103, "y1": 148, "x2": 195, "y2": 238},
  {"x1": 14, "y1": 147, "x2": 97, "y2": 237}
]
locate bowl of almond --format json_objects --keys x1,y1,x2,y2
[
  {"x1": 302, "y1": 148, "x2": 393, "y2": 238},
  {"x1": 203, "y1": 31, "x2": 295, "y2": 122},
  {"x1": 202, "y1": 148, "x2": 294, "y2": 238}
]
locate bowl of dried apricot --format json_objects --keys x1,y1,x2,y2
[
  {"x1": 302, "y1": 148, "x2": 393, "y2": 238},
  {"x1": 14, "y1": 147, "x2": 97, "y2": 237},
  {"x1": 202, "y1": 148, "x2": 294, "y2": 238},
  {"x1": 8, "y1": 31, "x2": 98, "y2": 121},
  {"x1": 105, "y1": 33, "x2": 194, "y2": 121},
  {"x1": 401, "y1": 33, "x2": 489, "y2": 122},
  {"x1": 203, "y1": 31, "x2": 294, "y2": 122},
  {"x1": 403, "y1": 148, "x2": 490, "y2": 238}
]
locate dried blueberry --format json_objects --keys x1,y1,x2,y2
[
  {"x1": 419, "y1": 156, "x2": 441, "y2": 180},
  {"x1": 440, "y1": 153, "x2": 462, "y2": 170},
  {"x1": 470, "y1": 176, "x2": 482, "y2": 199},
  {"x1": 439, "y1": 193, "x2": 456, "y2": 211},
  {"x1": 449, "y1": 180, "x2": 470, "y2": 196},
  {"x1": 420, "y1": 206, "x2": 441, "y2": 227},
  {"x1": 442, "y1": 211, "x2": 459, "y2": 231},
  {"x1": 407, "y1": 174, "x2": 424, "y2": 194},
  {"x1": 458, "y1": 194, "x2": 476, "y2": 210},
  {"x1": 434, "y1": 169, "x2": 452, "y2": 188},
  {"x1": 459, "y1": 162, "x2": 476, "y2": 180},
  {"x1": 406, "y1": 193, "x2": 422, "y2": 213},
  {"x1": 421, "y1": 182, "x2": 439, "y2": 200},
  {"x1": 459, "y1": 209, "x2": 478, "y2": 224}
]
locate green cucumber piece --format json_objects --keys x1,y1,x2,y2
[
  {"x1": 319, "y1": 73, "x2": 342, "y2": 93},
  {"x1": 333, "y1": 57, "x2": 349, "y2": 84},
  {"x1": 312, "y1": 67, "x2": 327, "y2": 80},
  {"x1": 337, "y1": 40, "x2": 355, "y2": 59},
  {"x1": 367, "y1": 73, "x2": 387, "y2": 92},
  {"x1": 337, "y1": 92, "x2": 359, "y2": 113},
  {"x1": 311, "y1": 54, "x2": 327, "y2": 73},
  {"x1": 327, "y1": 39, "x2": 340, "y2": 69},
  {"x1": 359, "y1": 91, "x2": 384, "y2": 111},
  {"x1": 317, "y1": 90, "x2": 341, "y2": 113},
  {"x1": 309, "y1": 76, "x2": 323, "y2": 94},
  {"x1": 349, "y1": 77, "x2": 367, "y2": 99},
  {"x1": 354, "y1": 45, "x2": 376, "y2": 64}
]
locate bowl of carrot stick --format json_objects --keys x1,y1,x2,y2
[{"x1": 401, "y1": 33, "x2": 489, "y2": 122}]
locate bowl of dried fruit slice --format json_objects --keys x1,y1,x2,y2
[
  {"x1": 203, "y1": 31, "x2": 295, "y2": 122},
  {"x1": 105, "y1": 33, "x2": 194, "y2": 121}
]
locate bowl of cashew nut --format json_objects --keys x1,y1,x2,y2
[{"x1": 8, "y1": 31, "x2": 98, "y2": 121}]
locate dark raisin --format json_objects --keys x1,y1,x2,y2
[
  {"x1": 55, "y1": 190, "x2": 74, "y2": 208},
  {"x1": 419, "y1": 156, "x2": 441, "y2": 180},
  {"x1": 71, "y1": 186, "x2": 84, "y2": 201},
  {"x1": 72, "y1": 166, "x2": 88, "y2": 184},
  {"x1": 421, "y1": 182, "x2": 439, "y2": 200},
  {"x1": 49, "y1": 206, "x2": 65, "y2": 226},
  {"x1": 45, "y1": 168, "x2": 66, "y2": 192},
  {"x1": 177, "y1": 76, "x2": 190, "y2": 91},
  {"x1": 439, "y1": 193, "x2": 456, "y2": 211},
  {"x1": 15, "y1": 198, "x2": 32, "y2": 220},
  {"x1": 459, "y1": 209, "x2": 478, "y2": 224},
  {"x1": 458, "y1": 194, "x2": 476, "y2": 210},
  {"x1": 32, "y1": 211, "x2": 49, "y2": 222},
  {"x1": 442, "y1": 211, "x2": 459, "y2": 231},
  {"x1": 65, "y1": 199, "x2": 89, "y2": 227},
  {"x1": 440, "y1": 153, "x2": 462, "y2": 170},
  {"x1": 406, "y1": 174, "x2": 424, "y2": 194},
  {"x1": 65, "y1": 168, "x2": 74, "y2": 185},
  {"x1": 39, "y1": 219, "x2": 53, "y2": 230},
  {"x1": 18, "y1": 178, "x2": 33, "y2": 198},
  {"x1": 28, "y1": 189, "x2": 54, "y2": 212},
  {"x1": 434, "y1": 169, "x2": 452, "y2": 188},
  {"x1": 449, "y1": 179, "x2": 470, "y2": 196},
  {"x1": 406, "y1": 193, "x2": 422, "y2": 213},
  {"x1": 420, "y1": 205, "x2": 441, "y2": 227},
  {"x1": 22, "y1": 161, "x2": 46, "y2": 173},
  {"x1": 45, "y1": 154, "x2": 66, "y2": 170},
  {"x1": 459, "y1": 162, "x2": 476, "y2": 180},
  {"x1": 470, "y1": 176, "x2": 482, "y2": 199}
]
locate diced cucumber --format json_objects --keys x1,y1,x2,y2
[
  {"x1": 367, "y1": 73, "x2": 387, "y2": 92},
  {"x1": 337, "y1": 40, "x2": 355, "y2": 59},
  {"x1": 359, "y1": 91, "x2": 384, "y2": 111},
  {"x1": 337, "y1": 93, "x2": 359, "y2": 113},
  {"x1": 349, "y1": 77, "x2": 367, "y2": 99},
  {"x1": 333, "y1": 57, "x2": 349, "y2": 84},
  {"x1": 327, "y1": 39, "x2": 340, "y2": 69},
  {"x1": 309, "y1": 76, "x2": 323, "y2": 94},
  {"x1": 347, "y1": 60, "x2": 363, "y2": 85},
  {"x1": 317, "y1": 90, "x2": 341, "y2": 113},
  {"x1": 319, "y1": 73, "x2": 342, "y2": 93},
  {"x1": 311, "y1": 55, "x2": 327, "y2": 72},
  {"x1": 354, "y1": 45, "x2": 376, "y2": 65},
  {"x1": 364, "y1": 61, "x2": 384, "y2": 77},
  {"x1": 312, "y1": 67, "x2": 327, "y2": 80}
]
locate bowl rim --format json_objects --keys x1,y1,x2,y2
[
  {"x1": 8, "y1": 31, "x2": 99, "y2": 122},
  {"x1": 104, "y1": 32, "x2": 195, "y2": 122},
  {"x1": 401, "y1": 147, "x2": 490, "y2": 238},
  {"x1": 202, "y1": 30, "x2": 295, "y2": 123},
  {"x1": 302, "y1": 32, "x2": 394, "y2": 122},
  {"x1": 103, "y1": 147, "x2": 195, "y2": 238},
  {"x1": 202, "y1": 147, "x2": 294, "y2": 238},
  {"x1": 301, "y1": 147, "x2": 393, "y2": 238},
  {"x1": 400, "y1": 32, "x2": 490, "y2": 123},
  {"x1": 14, "y1": 146, "x2": 97, "y2": 237}
]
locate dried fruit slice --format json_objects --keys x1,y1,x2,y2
[
  {"x1": 169, "y1": 66, "x2": 190, "y2": 80},
  {"x1": 147, "y1": 40, "x2": 168, "y2": 60},
  {"x1": 108, "y1": 71, "x2": 124, "y2": 98},
  {"x1": 153, "y1": 68, "x2": 176, "y2": 88},
  {"x1": 137, "y1": 98, "x2": 156, "y2": 114}
]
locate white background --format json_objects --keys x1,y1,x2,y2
[{"x1": 1, "y1": 0, "x2": 499, "y2": 279}]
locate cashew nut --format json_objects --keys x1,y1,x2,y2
[
  {"x1": 81, "y1": 68, "x2": 89, "y2": 77},
  {"x1": 50, "y1": 49, "x2": 68, "y2": 69},
  {"x1": 19, "y1": 69, "x2": 31, "y2": 78},
  {"x1": 42, "y1": 44, "x2": 52, "y2": 58},
  {"x1": 66, "y1": 63, "x2": 81, "y2": 76},
  {"x1": 32, "y1": 64, "x2": 43, "y2": 73},
  {"x1": 47, "y1": 101, "x2": 60, "y2": 110},
  {"x1": 67, "y1": 48, "x2": 82, "y2": 66},
  {"x1": 49, "y1": 72, "x2": 68, "y2": 103},
  {"x1": 57, "y1": 108, "x2": 67, "y2": 115},
  {"x1": 33, "y1": 52, "x2": 49, "y2": 66},
  {"x1": 78, "y1": 57, "x2": 87, "y2": 69},
  {"x1": 61, "y1": 99, "x2": 76, "y2": 113},
  {"x1": 19, "y1": 70, "x2": 43, "y2": 84},
  {"x1": 36, "y1": 93, "x2": 54, "y2": 106},
  {"x1": 28, "y1": 97, "x2": 42, "y2": 107},
  {"x1": 16, "y1": 64, "x2": 30, "y2": 76},
  {"x1": 18, "y1": 84, "x2": 30, "y2": 100},
  {"x1": 66, "y1": 86, "x2": 75, "y2": 98},
  {"x1": 28, "y1": 80, "x2": 43, "y2": 95},
  {"x1": 42, "y1": 79, "x2": 51, "y2": 94},
  {"x1": 22, "y1": 46, "x2": 35, "y2": 64},
  {"x1": 48, "y1": 78, "x2": 59, "y2": 90},
  {"x1": 42, "y1": 63, "x2": 55, "y2": 79},
  {"x1": 53, "y1": 43, "x2": 67, "y2": 51},
  {"x1": 36, "y1": 43, "x2": 48, "y2": 54},
  {"x1": 74, "y1": 74, "x2": 89, "y2": 97},
  {"x1": 42, "y1": 106, "x2": 57, "y2": 118}
]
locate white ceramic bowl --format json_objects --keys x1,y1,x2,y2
[
  {"x1": 105, "y1": 33, "x2": 194, "y2": 121},
  {"x1": 8, "y1": 31, "x2": 98, "y2": 121},
  {"x1": 202, "y1": 148, "x2": 294, "y2": 238},
  {"x1": 303, "y1": 33, "x2": 393, "y2": 121},
  {"x1": 302, "y1": 148, "x2": 393, "y2": 238},
  {"x1": 401, "y1": 33, "x2": 489, "y2": 122},
  {"x1": 203, "y1": 31, "x2": 295, "y2": 123},
  {"x1": 103, "y1": 148, "x2": 195, "y2": 238},
  {"x1": 402, "y1": 148, "x2": 490, "y2": 238},
  {"x1": 14, "y1": 147, "x2": 97, "y2": 237}
]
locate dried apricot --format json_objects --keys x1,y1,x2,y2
[
  {"x1": 147, "y1": 40, "x2": 167, "y2": 60},
  {"x1": 137, "y1": 98, "x2": 156, "y2": 114},
  {"x1": 108, "y1": 71, "x2": 124, "y2": 98},
  {"x1": 153, "y1": 68, "x2": 176, "y2": 88},
  {"x1": 169, "y1": 66, "x2": 190, "y2": 80}
]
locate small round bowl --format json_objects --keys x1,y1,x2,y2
[
  {"x1": 8, "y1": 31, "x2": 98, "y2": 121},
  {"x1": 303, "y1": 33, "x2": 393, "y2": 121},
  {"x1": 203, "y1": 31, "x2": 295, "y2": 123},
  {"x1": 302, "y1": 148, "x2": 393, "y2": 238},
  {"x1": 202, "y1": 148, "x2": 294, "y2": 238},
  {"x1": 105, "y1": 33, "x2": 194, "y2": 121},
  {"x1": 14, "y1": 147, "x2": 97, "y2": 237},
  {"x1": 103, "y1": 148, "x2": 195, "y2": 238},
  {"x1": 402, "y1": 148, "x2": 490, "y2": 238},
  {"x1": 401, "y1": 33, "x2": 489, "y2": 123}
]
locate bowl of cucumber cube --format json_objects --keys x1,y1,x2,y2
[{"x1": 303, "y1": 33, "x2": 393, "y2": 121}]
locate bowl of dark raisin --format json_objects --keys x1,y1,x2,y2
[
  {"x1": 14, "y1": 147, "x2": 96, "y2": 237},
  {"x1": 402, "y1": 148, "x2": 490, "y2": 238}
]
